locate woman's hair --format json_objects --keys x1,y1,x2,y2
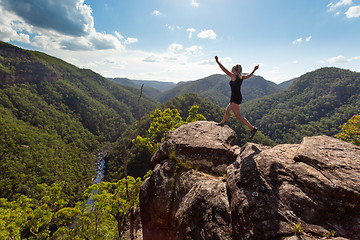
[{"x1": 233, "y1": 64, "x2": 242, "y2": 75}]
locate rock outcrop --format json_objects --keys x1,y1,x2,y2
[
  {"x1": 150, "y1": 121, "x2": 238, "y2": 174},
  {"x1": 140, "y1": 121, "x2": 360, "y2": 240}
]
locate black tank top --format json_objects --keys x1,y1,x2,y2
[{"x1": 229, "y1": 76, "x2": 243, "y2": 104}]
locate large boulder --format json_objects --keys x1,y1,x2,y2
[
  {"x1": 227, "y1": 135, "x2": 360, "y2": 239},
  {"x1": 140, "y1": 160, "x2": 232, "y2": 240},
  {"x1": 140, "y1": 120, "x2": 360, "y2": 240},
  {"x1": 150, "y1": 121, "x2": 237, "y2": 174}
]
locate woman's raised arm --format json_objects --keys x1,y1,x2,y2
[
  {"x1": 243, "y1": 65, "x2": 259, "y2": 80},
  {"x1": 215, "y1": 56, "x2": 234, "y2": 78}
]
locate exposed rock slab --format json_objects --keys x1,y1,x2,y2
[
  {"x1": 227, "y1": 136, "x2": 360, "y2": 239},
  {"x1": 140, "y1": 121, "x2": 359, "y2": 239},
  {"x1": 140, "y1": 159, "x2": 232, "y2": 240},
  {"x1": 150, "y1": 121, "x2": 237, "y2": 174}
]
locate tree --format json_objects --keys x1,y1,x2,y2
[
  {"x1": 186, "y1": 105, "x2": 206, "y2": 123},
  {"x1": 83, "y1": 176, "x2": 143, "y2": 239},
  {"x1": 137, "y1": 105, "x2": 206, "y2": 154},
  {"x1": 0, "y1": 182, "x2": 68, "y2": 240},
  {"x1": 335, "y1": 114, "x2": 360, "y2": 146}
]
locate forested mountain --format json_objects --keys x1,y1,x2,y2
[
  {"x1": 156, "y1": 74, "x2": 283, "y2": 106},
  {"x1": 242, "y1": 67, "x2": 360, "y2": 144},
  {"x1": 278, "y1": 77, "x2": 297, "y2": 89},
  {"x1": 0, "y1": 41, "x2": 158, "y2": 202},
  {"x1": 108, "y1": 77, "x2": 177, "y2": 98},
  {"x1": 108, "y1": 77, "x2": 166, "y2": 99},
  {"x1": 2, "y1": 40, "x2": 359, "y2": 206},
  {"x1": 105, "y1": 93, "x2": 275, "y2": 181}
]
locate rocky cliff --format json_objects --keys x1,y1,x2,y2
[{"x1": 140, "y1": 121, "x2": 360, "y2": 240}]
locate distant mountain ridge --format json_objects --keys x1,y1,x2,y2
[
  {"x1": 0, "y1": 41, "x2": 158, "y2": 201},
  {"x1": 278, "y1": 77, "x2": 297, "y2": 89},
  {"x1": 111, "y1": 74, "x2": 287, "y2": 107},
  {"x1": 158, "y1": 74, "x2": 284, "y2": 107},
  {"x1": 242, "y1": 67, "x2": 360, "y2": 144},
  {"x1": 108, "y1": 77, "x2": 176, "y2": 99}
]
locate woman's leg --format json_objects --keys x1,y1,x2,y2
[
  {"x1": 232, "y1": 104, "x2": 254, "y2": 130},
  {"x1": 219, "y1": 103, "x2": 232, "y2": 124}
]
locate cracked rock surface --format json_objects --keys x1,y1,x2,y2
[{"x1": 140, "y1": 121, "x2": 360, "y2": 240}]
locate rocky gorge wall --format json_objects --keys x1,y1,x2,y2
[{"x1": 139, "y1": 121, "x2": 360, "y2": 240}]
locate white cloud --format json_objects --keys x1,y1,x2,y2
[
  {"x1": 89, "y1": 32, "x2": 124, "y2": 50},
  {"x1": 168, "y1": 43, "x2": 183, "y2": 52},
  {"x1": 262, "y1": 66, "x2": 294, "y2": 83},
  {"x1": 350, "y1": 56, "x2": 360, "y2": 60},
  {"x1": 201, "y1": 56, "x2": 231, "y2": 65},
  {"x1": 143, "y1": 55, "x2": 161, "y2": 63},
  {"x1": 0, "y1": 1, "x2": 127, "y2": 51},
  {"x1": 124, "y1": 37, "x2": 138, "y2": 45},
  {"x1": 328, "y1": 0, "x2": 353, "y2": 12},
  {"x1": 266, "y1": 67, "x2": 281, "y2": 75},
  {"x1": 200, "y1": 59, "x2": 216, "y2": 65},
  {"x1": 197, "y1": 29, "x2": 216, "y2": 40},
  {"x1": 346, "y1": 5, "x2": 360, "y2": 18},
  {"x1": 187, "y1": 28, "x2": 196, "y2": 39},
  {"x1": 0, "y1": 6, "x2": 31, "y2": 43},
  {"x1": 186, "y1": 45, "x2": 203, "y2": 55},
  {"x1": 33, "y1": 34, "x2": 62, "y2": 49},
  {"x1": 327, "y1": 55, "x2": 347, "y2": 63},
  {"x1": 1, "y1": 0, "x2": 94, "y2": 37},
  {"x1": 223, "y1": 57, "x2": 232, "y2": 63},
  {"x1": 325, "y1": 55, "x2": 359, "y2": 63},
  {"x1": 191, "y1": 0, "x2": 199, "y2": 7},
  {"x1": 292, "y1": 36, "x2": 311, "y2": 44},
  {"x1": 165, "y1": 24, "x2": 183, "y2": 31},
  {"x1": 153, "y1": 10, "x2": 160, "y2": 16},
  {"x1": 292, "y1": 38, "x2": 303, "y2": 44},
  {"x1": 114, "y1": 31, "x2": 124, "y2": 40}
]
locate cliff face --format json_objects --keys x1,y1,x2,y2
[{"x1": 140, "y1": 121, "x2": 360, "y2": 240}]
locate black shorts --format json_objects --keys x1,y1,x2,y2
[{"x1": 230, "y1": 94, "x2": 242, "y2": 104}]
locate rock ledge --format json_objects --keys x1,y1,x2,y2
[{"x1": 140, "y1": 121, "x2": 360, "y2": 240}]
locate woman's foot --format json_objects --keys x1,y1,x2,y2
[
  {"x1": 250, "y1": 127, "x2": 257, "y2": 139},
  {"x1": 216, "y1": 122, "x2": 224, "y2": 126}
]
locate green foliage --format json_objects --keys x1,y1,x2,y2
[
  {"x1": 0, "y1": 104, "x2": 94, "y2": 202},
  {"x1": 0, "y1": 175, "x2": 145, "y2": 240},
  {"x1": 0, "y1": 182, "x2": 68, "y2": 240},
  {"x1": 186, "y1": 105, "x2": 206, "y2": 122},
  {"x1": 335, "y1": 114, "x2": 360, "y2": 146},
  {"x1": 105, "y1": 93, "x2": 275, "y2": 182},
  {"x1": 0, "y1": 41, "x2": 158, "y2": 202},
  {"x1": 137, "y1": 108, "x2": 185, "y2": 154},
  {"x1": 162, "y1": 93, "x2": 275, "y2": 147},
  {"x1": 242, "y1": 67, "x2": 360, "y2": 143},
  {"x1": 137, "y1": 105, "x2": 206, "y2": 155},
  {"x1": 323, "y1": 230, "x2": 336, "y2": 238},
  {"x1": 293, "y1": 218, "x2": 304, "y2": 235},
  {"x1": 158, "y1": 74, "x2": 282, "y2": 107},
  {"x1": 55, "y1": 176, "x2": 143, "y2": 240}
]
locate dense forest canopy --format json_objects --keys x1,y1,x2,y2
[
  {"x1": 156, "y1": 74, "x2": 283, "y2": 107},
  {"x1": 0, "y1": 41, "x2": 158, "y2": 202},
  {"x1": 242, "y1": 67, "x2": 360, "y2": 143},
  {"x1": 1, "y1": 41, "x2": 360, "y2": 239}
]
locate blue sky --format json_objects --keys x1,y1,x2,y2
[{"x1": 0, "y1": 0, "x2": 359, "y2": 83}]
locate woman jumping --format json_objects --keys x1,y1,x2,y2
[{"x1": 215, "y1": 56, "x2": 259, "y2": 139}]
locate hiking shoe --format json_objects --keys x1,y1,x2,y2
[
  {"x1": 250, "y1": 127, "x2": 257, "y2": 139},
  {"x1": 216, "y1": 122, "x2": 224, "y2": 127}
]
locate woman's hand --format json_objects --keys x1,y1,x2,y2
[
  {"x1": 254, "y1": 64, "x2": 259, "y2": 71},
  {"x1": 215, "y1": 56, "x2": 233, "y2": 77}
]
